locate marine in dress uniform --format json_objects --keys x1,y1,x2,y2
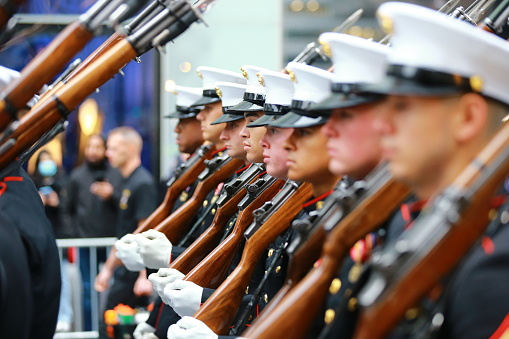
[
  {"x1": 345, "y1": 3, "x2": 509, "y2": 339},
  {"x1": 136, "y1": 71, "x2": 254, "y2": 339},
  {"x1": 167, "y1": 62, "x2": 342, "y2": 339}
]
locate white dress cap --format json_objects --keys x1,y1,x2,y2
[
  {"x1": 196, "y1": 66, "x2": 246, "y2": 90},
  {"x1": 169, "y1": 86, "x2": 203, "y2": 107},
  {"x1": 319, "y1": 32, "x2": 389, "y2": 85},
  {"x1": 378, "y1": 2, "x2": 509, "y2": 105},
  {"x1": 240, "y1": 65, "x2": 267, "y2": 97},
  {"x1": 258, "y1": 70, "x2": 294, "y2": 107},
  {"x1": 214, "y1": 82, "x2": 247, "y2": 108},
  {"x1": 285, "y1": 62, "x2": 336, "y2": 106}
]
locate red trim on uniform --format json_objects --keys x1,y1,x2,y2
[
  {"x1": 3, "y1": 176, "x2": 23, "y2": 182},
  {"x1": 401, "y1": 199, "x2": 428, "y2": 229},
  {"x1": 482, "y1": 236, "x2": 495, "y2": 255},
  {"x1": 302, "y1": 190, "x2": 333, "y2": 208},
  {"x1": 236, "y1": 164, "x2": 250, "y2": 174},
  {"x1": 491, "y1": 195, "x2": 506, "y2": 208},
  {"x1": 0, "y1": 182, "x2": 6, "y2": 197},
  {"x1": 211, "y1": 146, "x2": 228, "y2": 156},
  {"x1": 168, "y1": 253, "x2": 173, "y2": 266},
  {"x1": 489, "y1": 313, "x2": 509, "y2": 339}
]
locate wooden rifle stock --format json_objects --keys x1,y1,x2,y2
[
  {"x1": 352, "y1": 122, "x2": 509, "y2": 339},
  {"x1": 183, "y1": 177, "x2": 284, "y2": 289},
  {"x1": 154, "y1": 157, "x2": 244, "y2": 243},
  {"x1": 0, "y1": 20, "x2": 94, "y2": 131},
  {"x1": 133, "y1": 143, "x2": 214, "y2": 234},
  {"x1": 243, "y1": 174, "x2": 410, "y2": 339},
  {"x1": 0, "y1": 0, "x2": 196, "y2": 169},
  {"x1": 0, "y1": 38, "x2": 137, "y2": 169},
  {"x1": 193, "y1": 182, "x2": 313, "y2": 334},
  {"x1": 170, "y1": 180, "x2": 249, "y2": 274}
]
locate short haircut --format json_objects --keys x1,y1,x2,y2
[
  {"x1": 108, "y1": 126, "x2": 143, "y2": 153},
  {"x1": 88, "y1": 133, "x2": 107, "y2": 148}
]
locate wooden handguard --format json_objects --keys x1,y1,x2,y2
[
  {"x1": 170, "y1": 182, "x2": 249, "y2": 274},
  {"x1": 243, "y1": 178, "x2": 410, "y2": 339},
  {"x1": 183, "y1": 179, "x2": 285, "y2": 289},
  {"x1": 133, "y1": 144, "x2": 214, "y2": 234},
  {"x1": 0, "y1": 39, "x2": 137, "y2": 170},
  {"x1": 154, "y1": 157, "x2": 244, "y2": 243},
  {"x1": 353, "y1": 122, "x2": 509, "y2": 339},
  {"x1": 193, "y1": 182, "x2": 313, "y2": 334},
  {"x1": 0, "y1": 21, "x2": 94, "y2": 131}
]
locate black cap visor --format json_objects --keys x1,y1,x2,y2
[
  {"x1": 310, "y1": 92, "x2": 384, "y2": 112},
  {"x1": 164, "y1": 106, "x2": 203, "y2": 119},
  {"x1": 269, "y1": 111, "x2": 327, "y2": 128},
  {"x1": 362, "y1": 64, "x2": 477, "y2": 97},
  {"x1": 210, "y1": 112, "x2": 244, "y2": 125},
  {"x1": 228, "y1": 100, "x2": 264, "y2": 112}
]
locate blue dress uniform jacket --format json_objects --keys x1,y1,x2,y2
[{"x1": 0, "y1": 168, "x2": 61, "y2": 339}]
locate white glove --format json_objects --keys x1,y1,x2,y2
[
  {"x1": 115, "y1": 234, "x2": 145, "y2": 271},
  {"x1": 134, "y1": 229, "x2": 173, "y2": 269},
  {"x1": 163, "y1": 280, "x2": 203, "y2": 317},
  {"x1": 148, "y1": 268, "x2": 185, "y2": 304},
  {"x1": 133, "y1": 322, "x2": 155, "y2": 339},
  {"x1": 167, "y1": 316, "x2": 218, "y2": 339}
]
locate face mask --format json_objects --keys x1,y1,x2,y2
[{"x1": 38, "y1": 160, "x2": 57, "y2": 177}]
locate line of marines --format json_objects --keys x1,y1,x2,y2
[
  {"x1": 3, "y1": 1, "x2": 508, "y2": 338},
  {"x1": 107, "y1": 2, "x2": 509, "y2": 339}
]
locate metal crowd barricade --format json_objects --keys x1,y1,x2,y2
[{"x1": 54, "y1": 237, "x2": 117, "y2": 339}]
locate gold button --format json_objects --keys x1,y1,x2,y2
[
  {"x1": 324, "y1": 309, "x2": 335, "y2": 324},
  {"x1": 316, "y1": 201, "x2": 324, "y2": 210},
  {"x1": 203, "y1": 200, "x2": 208, "y2": 207},
  {"x1": 179, "y1": 191, "x2": 188, "y2": 202},
  {"x1": 489, "y1": 209, "x2": 497, "y2": 221},
  {"x1": 348, "y1": 263, "x2": 362, "y2": 283},
  {"x1": 268, "y1": 249, "x2": 274, "y2": 257},
  {"x1": 245, "y1": 286, "x2": 249, "y2": 294},
  {"x1": 275, "y1": 266, "x2": 281, "y2": 274},
  {"x1": 211, "y1": 208, "x2": 216, "y2": 215},
  {"x1": 264, "y1": 294, "x2": 269, "y2": 303},
  {"x1": 329, "y1": 278, "x2": 342, "y2": 295},
  {"x1": 348, "y1": 298, "x2": 358, "y2": 311},
  {"x1": 229, "y1": 221, "x2": 234, "y2": 226},
  {"x1": 405, "y1": 308, "x2": 420, "y2": 320},
  {"x1": 248, "y1": 315, "x2": 253, "y2": 321},
  {"x1": 211, "y1": 195, "x2": 219, "y2": 204}
]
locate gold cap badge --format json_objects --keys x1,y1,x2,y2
[
  {"x1": 257, "y1": 73, "x2": 265, "y2": 87},
  {"x1": 288, "y1": 70, "x2": 297, "y2": 83},
  {"x1": 215, "y1": 87, "x2": 223, "y2": 98},
  {"x1": 469, "y1": 75, "x2": 483, "y2": 93},
  {"x1": 241, "y1": 67, "x2": 249, "y2": 80},
  {"x1": 319, "y1": 39, "x2": 332, "y2": 58}
]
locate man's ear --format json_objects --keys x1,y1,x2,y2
[{"x1": 454, "y1": 93, "x2": 488, "y2": 144}]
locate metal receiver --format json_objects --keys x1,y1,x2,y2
[{"x1": 244, "y1": 180, "x2": 301, "y2": 239}]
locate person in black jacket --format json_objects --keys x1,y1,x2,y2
[{"x1": 61, "y1": 134, "x2": 123, "y2": 330}]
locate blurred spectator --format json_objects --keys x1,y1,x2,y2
[
  {"x1": 61, "y1": 134, "x2": 123, "y2": 330},
  {"x1": 30, "y1": 149, "x2": 72, "y2": 332},
  {"x1": 94, "y1": 127, "x2": 157, "y2": 339}
]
